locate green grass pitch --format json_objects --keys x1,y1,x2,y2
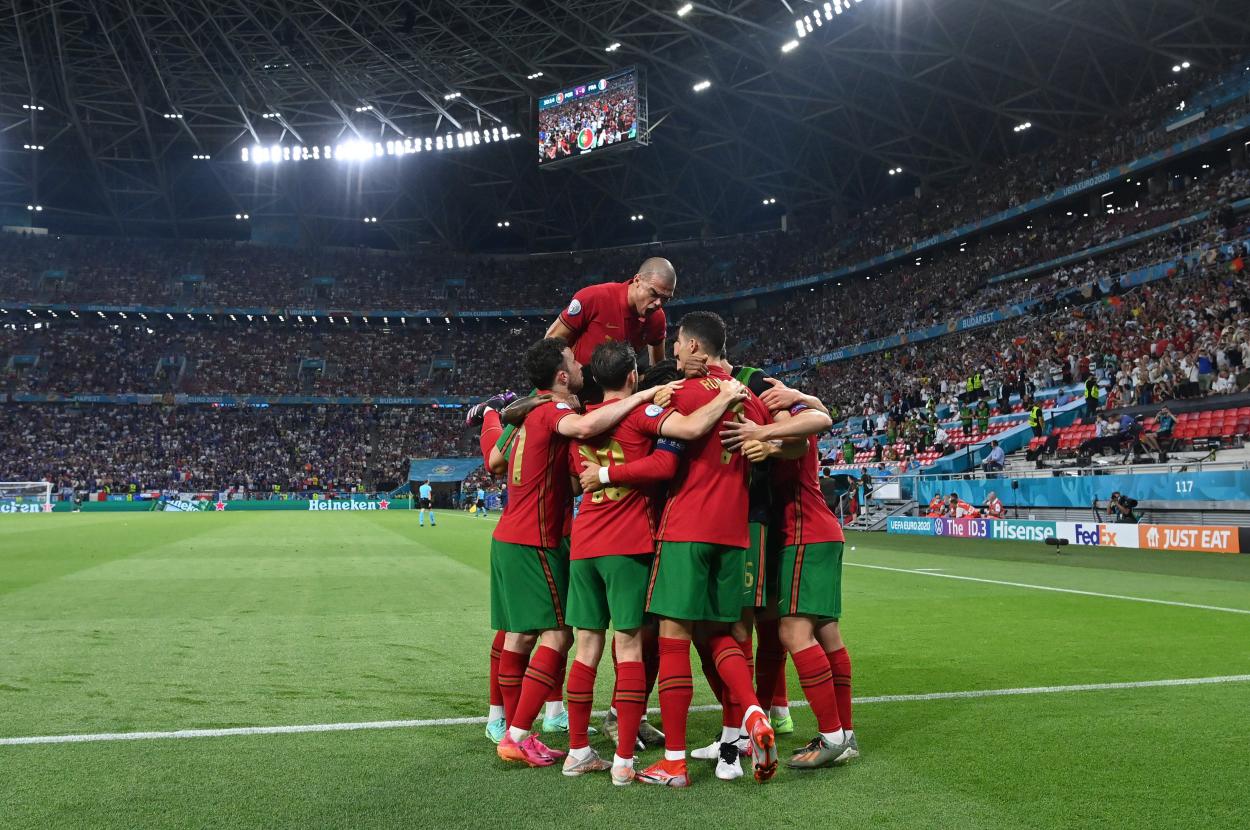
[{"x1": 3, "y1": 510, "x2": 1250, "y2": 829}]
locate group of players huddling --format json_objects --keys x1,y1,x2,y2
[{"x1": 464, "y1": 258, "x2": 856, "y2": 787}]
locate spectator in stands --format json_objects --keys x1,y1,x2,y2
[
  {"x1": 1212, "y1": 369, "x2": 1235, "y2": 395},
  {"x1": 859, "y1": 467, "x2": 874, "y2": 509},
  {"x1": 982, "y1": 440, "x2": 1006, "y2": 473},
  {"x1": 1028, "y1": 398, "x2": 1046, "y2": 439},
  {"x1": 1084, "y1": 375, "x2": 1101, "y2": 417}
]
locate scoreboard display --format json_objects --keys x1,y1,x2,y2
[{"x1": 537, "y1": 67, "x2": 647, "y2": 168}]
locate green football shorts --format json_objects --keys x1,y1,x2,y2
[
  {"x1": 646, "y1": 541, "x2": 746, "y2": 623},
  {"x1": 566, "y1": 554, "x2": 653, "y2": 631},
  {"x1": 777, "y1": 541, "x2": 844, "y2": 620},
  {"x1": 490, "y1": 537, "x2": 571, "y2": 633},
  {"x1": 743, "y1": 522, "x2": 767, "y2": 609}
]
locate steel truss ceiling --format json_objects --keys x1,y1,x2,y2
[{"x1": 0, "y1": 0, "x2": 1243, "y2": 251}]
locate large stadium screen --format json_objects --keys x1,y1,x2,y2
[{"x1": 537, "y1": 67, "x2": 645, "y2": 167}]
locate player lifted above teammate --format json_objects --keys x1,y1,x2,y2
[{"x1": 546, "y1": 257, "x2": 675, "y2": 369}]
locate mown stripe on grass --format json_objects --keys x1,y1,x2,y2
[{"x1": 848, "y1": 562, "x2": 1250, "y2": 615}]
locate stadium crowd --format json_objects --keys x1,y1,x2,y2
[
  {"x1": 1, "y1": 69, "x2": 1245, "y2": 315},
  {"x1": 4, "y1": 66, "x2": 1250, "y2": 490},
  {"x1": 0, "y1": 404, "x2": 466, "y2": 496}
]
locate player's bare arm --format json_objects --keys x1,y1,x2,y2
[
  {"x1": 719, "y1": 405, "x2": 833, "y2": 450},
  {"x1": 758, "y1": 377, "x2": 831, "y2": 417},
  {"x1": 499, "y1": 393, "x2": 553, "y2": 427},
  {"x1": 647, "y1": 341, "x2": 665, "y2": 366},
  {"x1": 555, "y1": 382, "x2": 672, "y2": 440},
  {"x1": 659, "y1": 379, "x2": 749, "y2": 441},
  {"x1": 545, "y1": 316, "x2": 576, "y2": 342}
]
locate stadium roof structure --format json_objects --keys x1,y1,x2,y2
[{"x1": 0, "y1": 0, "x2": 1244, "y2": 251}]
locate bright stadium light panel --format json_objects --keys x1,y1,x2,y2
[
  {"x1": 782, "y1": 40, "x2": 799, "y2": 53},
  {"x1": 692, "y1": 79, "x2": 711, "y2": 92},
  {"x1": 677, "y1": 3, "x2": 693, "y2": 16},
  {"x1": 605, "y1": 42, "x2": 621, "y2": 52},
  {"x1": 443, "y1": 92, "x2": 461, "y2": 101},
  {"x1": 527, "y1": 71, "x2": 544, "y2": 80}
]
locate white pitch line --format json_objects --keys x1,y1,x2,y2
[
  {"x1": 4, "y1": 674, "x2": 1248, "y2": 748},
  {"x1": 847, "y1": 562, "x2": 1250, "y2": 615}
]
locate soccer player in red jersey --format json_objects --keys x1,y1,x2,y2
[
  {"x1": 632, "y1": 311, "x2": 781, "y2": 787},
  {"x1": 730, "y1": 408, "x2": 858, "y2": 769},
  {"x1": 546, "y1": 257, "x2": 675, "y2": 369},
  {"x1": 562, "y1": 342, "x2": 748, "y2": 784},
  {"x1": 492, "y1": 337, "x2": 669, "y2": 767},
  {"x1": 477, "y1": 257, "x2": 676, "y2": 738}
]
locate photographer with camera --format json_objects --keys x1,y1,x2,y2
[{"x1": 1108, "y1": 491, "x2": 1140, "y2": 524}]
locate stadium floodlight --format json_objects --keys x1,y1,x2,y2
[
  {"x1": 526, "y1": 71, "x2": 544, "y2": 80},
  {"x1": 443, "y1": 92, "x2": 461, "y2": 101},
  {"x1": 1172, "y1": 65, "x2": 1181, "y2": 72},
  {"x1": 163, "y1": 112, "x2": 183, "y2": 119},
  {"x1": 677, "y1": 3, "x2": 693, "y2": 16},
  {"x1": 1182, "y1": 61, "x2": 1191, "y2": 69},
  {"x1": 782, "y1": 40, "x2": 799, "y2": 53},
  {"x1": 22, "y1": 103, "x2": 45, "y2": 111},
  {"x1": 762, "y1": 197, "x2": 777, "y2": 205},
  {"x1": 692, "y1": 80, "x2": 711, "y2": 92},
  {"x1": 888, "y1": 166, "x2": 903, "y2": 175},
  {"x1": 23, "y1": 144, "x2": 45, "y2": 151},
  {"x1": 1013, "y1": 122, "x2": 1032, "y2": 133},
  {"x1": 606, "y1": 42, "x2": 622, "y2": 52},
  {"x1": 353, "y1": 104, "x2": 374, "y2": 112}
]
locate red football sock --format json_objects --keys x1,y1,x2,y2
[
  {"x1": 478, "y1": 409, "x2": 502, "y2": 466},
  {"x1": 642, "y1": 629, "x2": 660, "y2": 701},
  {"x1": 489, "y1": 630, "x2": 506, "y2": 707},
  {"x1": 794, "y1": 644, "x2": 841, "y2": 733},
  {"x1": 609, "y1": 639, "x2": 620, "y2": 704},
  {"x1": 694, "y1": 638, "x2": 724, "y2": 703},
  {"x1": 657, "y1": 637, "x2": 693, "y2": 752},
  {"x1": 566, "y1": 660, "x2": 596, "y2": 750},
  {"x1": 708, "y1": 633, "x2": 761, "y2": 721},
  {"x1": 754, "y1": 618, "x2": 787, "y2": 707},
  {"x1": 547, "y1": 655, "x2": 567, "y2": 704},
  {"x1": 498, "y1": 647, "x2": 529, "y2": 724},
  {"x1": 828, "y1": 647, "x2": 853, "y2": 730},
  {"x1": 773, "y1": 664, "x2": 791, "y2": 709},
  {"x1": 509, "y1": 645, "x2": 562, "y2": 732},
  {"x1": 614, "y1": 661, "x2": 647, "y2": 760},
  {"x1": 726, "y1": 636, "x2": 754, "y2": 731}
]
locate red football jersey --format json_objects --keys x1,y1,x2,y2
[
  {"x1": 771, "y1": 435, "x2": 846, "y2": 547},
  {"x1": 558, "y1": 280, "x2": 667, "y2": 366},
  {"x1": 657, "y1": 366, "x2": 772, "y2": 548},
  {"x1": 493, "y1": 395, "x2": 576, "y2": 549},
  {"x1": 568, "y1": 402, "x2": 676, "y2": 559}
]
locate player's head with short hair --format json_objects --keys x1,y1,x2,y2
[
  {"x1": 629, "y1": 257, "x2": 676, "y2": 316},
  {"x1": 589, "y1": 340, "x2": 638, "y2": 395},
  {"x1": 524, "y1": 336, "x2": 584, "y2": 393},
  {"x1": 675, "y1": 311, "x2": 727, "y2": 366},
  {"x1": 640, "y1": 359, "x2": 682, "y2": 390}
]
